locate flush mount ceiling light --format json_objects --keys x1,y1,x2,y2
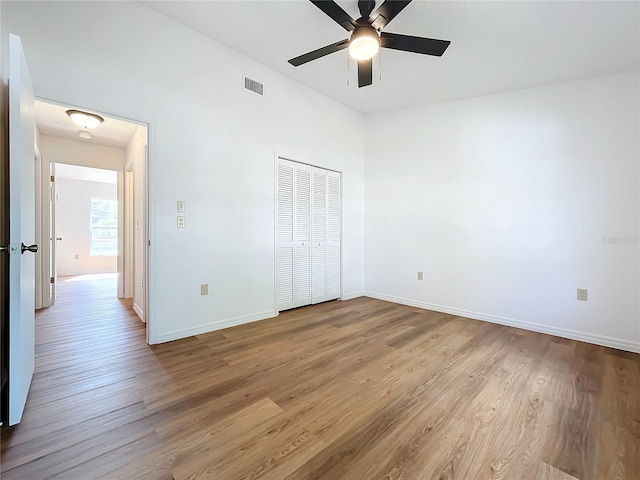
[
  {"x1": 66, "y1": 109, "x2": 104, "y2": 129},
  {"x1": 78, "y1": 130, "x2": 92, "y2": 140},
  {"x1": 348, "y1": 26, "x2": 380, "y2": 61}
]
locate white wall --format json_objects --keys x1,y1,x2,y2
[
  {"x1": 56, "y1": 178, "x2": 117, "y2": 275},
  {"x1": 39, "y1": 135, "x2": 126, "y2": 171},
  {"x1": 365, "y1": 71, "x2": 640, "y2": 352},
  {"x1": 2, "y1": 1, "x2": 366, "y2": 343}
]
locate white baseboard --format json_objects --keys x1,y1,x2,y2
[
  {"x1": 156, "y1": 310, "x2": 279, "y2": 344},
  {"x1": 364, "y1": 291, "x2": 640, "y2": 354},
  {"x1": 133, "y1": 303, "x2": 145, "y2": 322},
  {"x1": 341, "y1": 291, "x2": 364, "y2": 301}
]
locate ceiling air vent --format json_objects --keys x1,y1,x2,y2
[{"x1": 244, "y1": 77, "x2": 264, "y2": 96}]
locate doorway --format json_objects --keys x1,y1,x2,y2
[
  {"x1": 52, "y1": 164, "x2": 118, "y2": 286},
  {"x1": 33, "y1": 99, "x2": 150, "y2": 338}
]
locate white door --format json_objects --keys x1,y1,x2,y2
[
  {"x1": 311, "y1": 167, "x2": 341, "y2": 304},
  {"x1": 276, "y1": 159, "x2": 313, "y2": 310},
  {"x1": 311, "y1": 168, "x2": 327, "y2": 304},
  {"x1": 325, "y1": 170, "x2": 341, "y2": 300},
  {"x1": 276, "y1": 160, "x2": 295, "y2": 310},
  {"x1": 8, "y1": 34, "x2": 37, "y2": 426},
  {"x1": 293, "y1": 163, "x2": 312, "y2": 307}
]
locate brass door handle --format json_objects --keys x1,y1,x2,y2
[{"x1": 21, "y1": 243, "x2": 38, "y2": 254}]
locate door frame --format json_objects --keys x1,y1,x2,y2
[
  {"x1": 33, "y1": 97, "x2": 152, "y2": 343},
  {"x1": 35, "y1": 144, "x2": 55, "y2": 309}
]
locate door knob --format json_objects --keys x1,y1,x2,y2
[
  {"x1": 56, "y1": 237, "x2": 63, "y2": 241},
  {"x1": 21, "y1": 243, "x2": 38, "y2": 254},
  {"x1": 0, "y1": 245, "x2": 7, "y2": 253}
]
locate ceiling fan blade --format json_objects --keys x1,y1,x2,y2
[
  {"x1": 380, "y1": 32, "x2": 451, "y2": 57},
  {"x1": 288, "y1": 39, "x2": 349, "y2": 67},
  {"x1": 369, "y1": 0, "x2": 412, "y2": 30},
  {"x1": 310, "y1": 1, "x2": 357, "y2": 31},
  {"x1": 358, "y1": 59, "x2": 372, "y2": 88}
]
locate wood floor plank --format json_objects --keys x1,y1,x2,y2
[
  {"x1": 543, "y1": 342, "x2": 606, "y2": 480},
  {"x1": 538, "y1": 462, "x2": 581, "y2": 480},
  {"x1": 1, "y1": 274, "x2": 638, "y2": 480}
]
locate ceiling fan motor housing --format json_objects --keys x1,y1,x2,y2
[{"x1": 350, "y1": 25, "x2": 379, "y2": 42}]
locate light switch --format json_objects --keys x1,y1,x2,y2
[
  {"x1": 177, "y1": 216, "x2": 185, "y2": 228},
  {"x1": 177, "y1": 201, "x2": 185, "y2": 213}
]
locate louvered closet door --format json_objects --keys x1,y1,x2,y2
[
  {"x1": 326, "y1": 170, "x2": 341, "y2": 300},
  {"x1": 276, "y1": 158, "x2": 341, "y2": 311},
  {"x1": 293, "y1": 163, "x2": 312, "y2": 307},
  {"x1": 276, "y1": 160, "x2": 295, "y2": 310},
  {"x1": 311, "y1": 168, "x2": 327, "y2": 304}
]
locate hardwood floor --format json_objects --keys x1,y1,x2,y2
[{"x1": 1, "y1": 274, "x2": 638, "y2": 479}]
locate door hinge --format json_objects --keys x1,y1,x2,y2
[
  {"x1": 50, "y1": 175, "x2": 55, "y2": 182},
  {"x1": 50, "y1": 277, "x2": 55, "y2": 284}
]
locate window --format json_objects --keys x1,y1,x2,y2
[{"x1": 90, "y1": 198, "x2": 118, "y2": 256}]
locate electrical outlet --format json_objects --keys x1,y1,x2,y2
[
  {"x1": 177, "y1": 216, "x2": 185, "y2": 228},
  {"x1": 140, "y1": 276, "x2": 144, "y2": 288},
  {"x1": 200, "y1": 284, "x2": 208, "y2": 296},
  {"x1": 74, "y1": 254, "x2": 79, "y2": 260},
  {"x1": 577, "y1": 288, "x2": 588, "y2": 301},
  {"x1": 177, "y1": 200, "x2": 185, "y2": 213},
  {"x1": 417, "y1": 271, "x2": 423, "y2": 280}
]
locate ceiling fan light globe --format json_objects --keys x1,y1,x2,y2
[{"x1": 349, "y1": 27, "x2": 380, "y2": 61}]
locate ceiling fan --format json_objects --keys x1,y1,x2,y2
[{"x1": 288, "y1": 0, "x2": 451, "y2": 88}]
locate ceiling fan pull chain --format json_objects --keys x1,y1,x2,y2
[{"x1": 347, "y1": 52, "x2": 350, "y2": 85}]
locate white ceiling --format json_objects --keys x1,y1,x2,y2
[
  {"x1": 35, "y1": 100, "x2": 139, "y2": 149},
  {"x1": 142, "y1": 0, "x2": 640, "y2": 114},
  {"x1": 55, "y1": 164, "x2": 117, "y2": 184}
]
